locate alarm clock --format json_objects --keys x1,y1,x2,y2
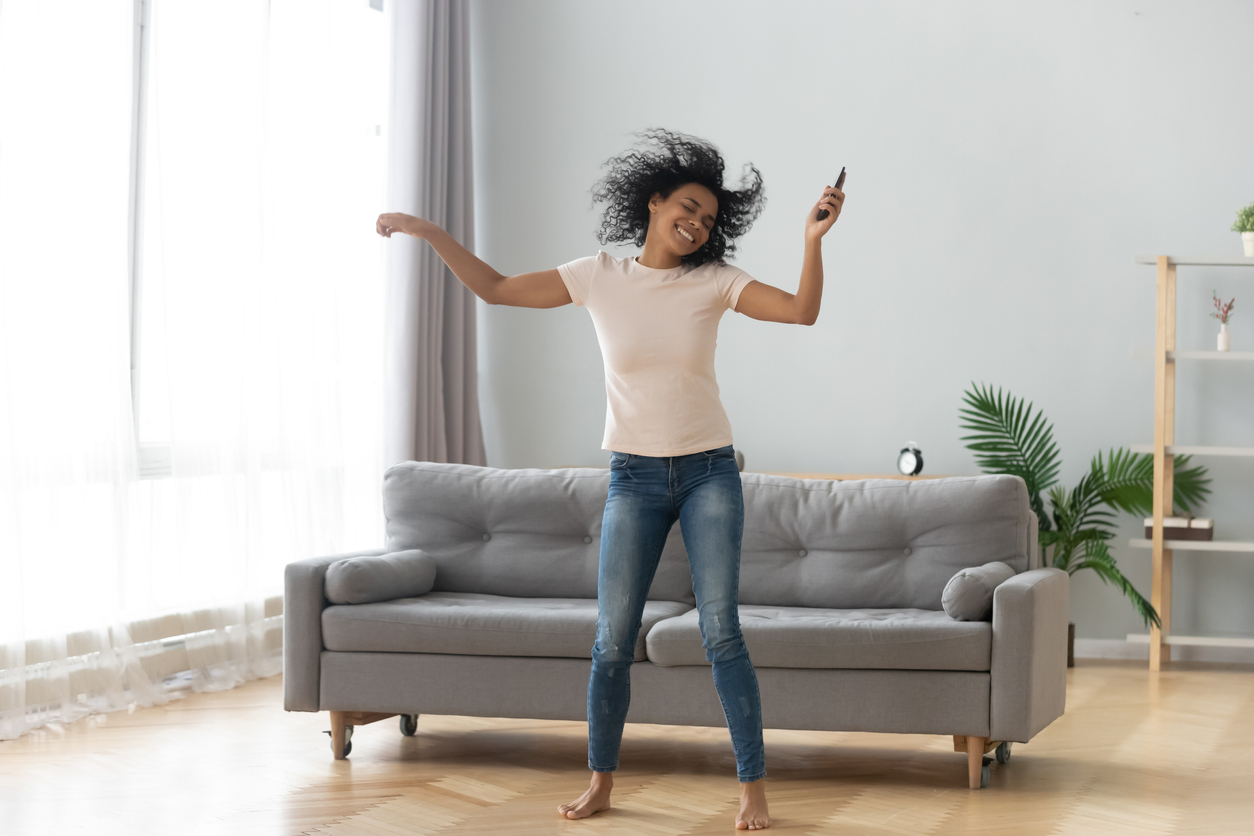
[{"x1": 897, "y1": 442, "x2": 923, "y2": 476}]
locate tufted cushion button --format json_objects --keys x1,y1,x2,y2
[
  {"x1": 903, "y1": 547, "x2": 912, "y2": 556},
  {"x1": 584, "y1": 535, "x2": 593, "y2": 544},
  {"x1": 798, "y1": 549, "x2": 808, "y2": 558},
  {"x1": 482, "y1": 533, "x2": 491, "y2": 542}
]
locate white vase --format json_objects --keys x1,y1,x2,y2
[
  {"x1": 1218, "y1": 322, "x2": 1230, "y2": 352},
  {"x1": 1244, "y1": 231, "x2": 1254, "y2": 257}
]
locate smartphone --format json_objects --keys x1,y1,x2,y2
[{"x1": 816, "y1": 167, "x2": 845, "y2": 221}]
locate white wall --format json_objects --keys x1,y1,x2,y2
[{"x1": 465, "y1": 0, "x2": 1254, "y2": 643}]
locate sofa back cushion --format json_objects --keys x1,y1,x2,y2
[
  {"x1": 383, "y1": 463, "x2": 1032, "y2": 610},
  {"x1": 383, "y1": 462, "x2": 695, "y2": 603},
  {"x1": 738, "y1": 474, "x2": 1032, "y2": 610}
]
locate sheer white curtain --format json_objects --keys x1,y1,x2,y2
[{"x1": 0, "y1": 0, "x2": 389, "y2": 740}]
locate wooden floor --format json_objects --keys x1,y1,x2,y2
[{"x1": 3, "y1": 660, "x2": 1254, "y2": 835}]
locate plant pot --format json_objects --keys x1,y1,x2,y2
[
  {"x1": 1067, "y1": 622, "x2": 1075, "y2": 668},
  {"x1": 1218, "y1": 322, "x2": 1231, "y2": 352},
  {"x1": 1243, "y1": 231, "x2": 1254, "y2": 257}
]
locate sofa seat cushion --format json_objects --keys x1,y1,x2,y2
[
  {"x1": 322, "y1": 592, "x2": 692, "y2": 661},
  {"x1": 645, "y1": 605, "x2": 992, "y2": 671}
]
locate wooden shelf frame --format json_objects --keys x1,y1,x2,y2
[{"x1": 1138, "y1": 254, "x2": 1254, "y2": 671}]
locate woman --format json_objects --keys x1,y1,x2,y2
[{"x1": 376, "y1": 129, "x2": 844, "y2": 831}]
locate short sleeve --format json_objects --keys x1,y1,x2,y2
[
  {"x1": 556, "y1": 254, "x2": 599, "y2": 307},
  {"x1": 714, "y1": 264, "x2": 755, "y2": 312}
]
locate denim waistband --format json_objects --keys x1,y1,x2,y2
[{"x1": 610, "y1": 443, "x2": 734, "y2": 462}]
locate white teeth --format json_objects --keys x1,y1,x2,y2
[{"x1": 676, "y1": 225, "x2": 694, "y2": 243}]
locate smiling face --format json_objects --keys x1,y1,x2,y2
[{"x1": 647, "y1": 182, "x2": 719, "y2": 259}]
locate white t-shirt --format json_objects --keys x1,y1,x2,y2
[{"x1": 557, "y1": 250, "x2": 755, "y2": 457}]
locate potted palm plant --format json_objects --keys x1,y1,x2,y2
[
  {"x1": 959, "y1": 384, "x2": 1211, "y2": 664},
  {"x1": 1234, "y1": 201, "x2": 1254, "y2": 257}
]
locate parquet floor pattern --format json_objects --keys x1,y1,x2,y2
[{"x1": 2, "y1": 660, "x2": 1253, "y2": 835}]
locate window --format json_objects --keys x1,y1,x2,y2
[
  {"x1": 1, "y1": 0, "x2": 391, "y2": 638},
  {"x1": 131, "y1": 0, "x2": 390, "y2": 478}
]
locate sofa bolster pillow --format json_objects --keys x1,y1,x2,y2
[
  {"x1": 324, "y1": 549, "x2": 436, "y2": 604},
  {"x1": 942, "y1": 561, "x2": 1016, "y2": 621}
]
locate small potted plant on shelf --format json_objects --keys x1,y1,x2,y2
[
  {"x1": 1234, "y1": 201, "x2": 1254, "y2": 256},
  {"x1": 1211, "y1": 291, "x2": 1235, "y2": 352}
]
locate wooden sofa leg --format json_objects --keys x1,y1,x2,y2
[
  {"x1": 330, "y1": 711, "x2": 348, "y2": 760},
  {"x1": 966, "y1": 736, "x2": 986, "y2": 789}
]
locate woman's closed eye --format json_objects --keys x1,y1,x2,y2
[{"x1": 684, "y1": 202, "x2": 713, "y2": 230}]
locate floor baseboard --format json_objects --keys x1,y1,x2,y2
[{"x1": 1074, "y1": 638, "x2": 1254, "y2": 664}]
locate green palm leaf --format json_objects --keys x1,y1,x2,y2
[
  {"x1": 1038, "y1": 530, "x2": 1066, "y2": 548},
  {"x1": 959, "y1": 383, "x2": 1061, "y2": 526},
  {"x1": 1052, "y1": 475, "x2": 1120, "y2": 546},
  {"x1": 1092, "y1": 448, "x2": 1212, "y2": 517},
  {"x1": 1071, "y1": 539, "x2": 1161, "y2": 629},
  {"x1": 1171, "y1": 456, "x2": 1213, "y2": 514}
]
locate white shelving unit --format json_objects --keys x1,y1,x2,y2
[
  {"x1": 1131, "y1": 255, "x2": 1254, "y2": 669},
  {"x1": 1167, "y1": 350, "x2": 1254, "y2": 361},
  {"x1": 1131, "y1": 445, "x2": 1254, "y2": 457}
]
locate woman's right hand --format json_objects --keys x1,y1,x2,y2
[{"x1": 376, "y1": 212, "x2": 427, "y2": 239}]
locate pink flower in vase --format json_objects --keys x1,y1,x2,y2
[
  {"x1": 1211, "y1": 291, "x2": 1235, "y2": 351},
  {"x1": 1210, "y1": 292, "x2": 1235, "y2": 325}
]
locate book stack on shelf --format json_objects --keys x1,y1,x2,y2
[{"x1": 1142, "y1": 516, "x2": 1213, "y2": 541}]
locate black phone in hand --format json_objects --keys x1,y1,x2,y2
[{"x1": 816, "y1": 167, "x2": 845, "y2": 221}]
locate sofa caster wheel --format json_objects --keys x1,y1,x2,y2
[
  {"x1": 981, "y1": 757, "x2": 991, "y2": 788},
  {"x1": 995, "y1": 741, "x2": 1012, "y2": 764},
  {"x1": 325, "y1": 725, "x2": 353, "y2": 758},
  {"x1": 400, "y1": 714, "x2": 419, "y2": 736}
]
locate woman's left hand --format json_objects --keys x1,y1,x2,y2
[{"x1": 804, "y1": 184, "x2": 845, "y2": 241}]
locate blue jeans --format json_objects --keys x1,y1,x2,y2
[{"x1": 587, "y1": 444, "x2": 766, "y2": 782}]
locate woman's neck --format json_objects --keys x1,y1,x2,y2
[{"x1": 637, "y1": 237, "x2": 683, "y2": 270}]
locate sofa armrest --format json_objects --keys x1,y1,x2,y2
[
  {"x1": 284, "y1": 549, "x2": 386, "y2": 712},
  {"x1": 989, "y1": 567, "x2": 1068, "y2": 742}
]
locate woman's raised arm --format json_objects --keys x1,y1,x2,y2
[
  {"x1": 376, "y1": 212, "x2": 572, "y2": 309},
  {"x1": 732, "y1": 182, "x2": 844, "y2": 326}
]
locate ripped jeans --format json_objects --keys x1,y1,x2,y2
[{"x1": 587, "y1": 444, "x2": 766, "y2": 782}]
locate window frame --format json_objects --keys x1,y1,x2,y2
[{"x1": 125, "y1": 0, "x2": 169, "y2": 479}]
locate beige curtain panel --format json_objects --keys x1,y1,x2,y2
[{"x1": 384, "y1": 0, "x2": 487, "y2": 468}]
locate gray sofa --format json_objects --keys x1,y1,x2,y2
[{"x1": 284, "y1": 462, "x2": 1068, "y2": 789}]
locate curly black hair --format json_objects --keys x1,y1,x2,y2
[{"x1": 590, "y1": 128, "x2": 766, "y2": 267}]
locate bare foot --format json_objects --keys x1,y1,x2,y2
[
  {"x1": 558, "y1": 771, "x2": 613, "y2": 820},
  {"x1": 736, "y1": 778, "x2": 771, "y2": 830}
]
